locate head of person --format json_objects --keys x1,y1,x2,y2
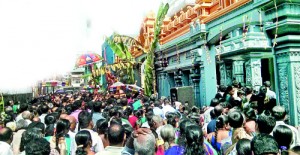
[
  {"x1": 107, "y1": 123, "x2": 125, "y2": 146},
  {"x1": 272, "y1": 106, "x2": 286, "y2": 121},
  {"x1": 41, "y1": 104, "x2": 49, "y2": 114},
  {"x1": 214, "y1": 105, "x2": 223, "y2": 118},
  {"x1": 75, "y1": 130, "x2": 93, "y2": 155},
  {"x1": 142, "y1": 96, "x2": 149, "y2": 104},
  {"x1": 232, "y1": 80, "x2": 239, "y2": 88},
  {"x1": 245, "y1": 86, "x2": 253, "y2": 95},
  {"x1": 25, "y1": 138, "x2": 50, "y2": 155},
  {"x1": 0, "y1": 127, "x2": 13, "y2": 144},
  {"x1": 160, "y1": 124, "x2": 175, "y2": 150},
  {"x1": 120, "y1": 98, "x2": 128, "y2": 107},
  {"x1": 210, "y1": 98, "x2": 220, "y2": 107},
  {"x1": 236, "y1": 139, "x2": 251, "y2": 155},
  {"x1": 44, "y1": 113, "x2": 57, "y2": 126},
  {"x1": 225, "y1": 86, "x2": 235, "y2": 96},
  {"x1": 27, "y1": 121, "x2": 45, "y2": 134},
  {"x1": 185, "y1": 125, "x2": 205, "y2": 154},
  {"x1": 251, "y1": 134, "x2": 279, "y2": 155},
  {"x1": 19, "y1": 103, "x2": 28, "y2": 113},
  {"x1": 134, "y1": 132, "x2": 156, "y2": 155},
  {"x1": 55, "y1": 119, "x2": 70, "y2": 151},
  {"x1": 93, "y1": 101, "x2": 102, "y2": 113},
  {"x1": 151, "y1": 115, "x2": 163, "y2": 129},
  {"x1": 32, "y1": 117, "x2": 41, "y2": 122},
  {"x1": 20, "y1": 128, "x2": 44, "y2": 152},
  {"x1": 216, "y1": 115, "x2": 230, "y2": 130},
  {"x1": 96, "y1": 119, "x2": 108, "y2": 135},
  {"x1": 123, "y1": 123, "x2": 133, "y2": 141},
  {"x1": 263, "y1": 81, "x2": 271, "y2": 88},
  {"x1": 16, "y1": 119, "x2": 28, "y2": 130},
  {"x1": 65, "y1": 115, "x2": 76, "y2": 132},
  {"x1": 22, "y1": 111, "x2": 32, "y2": 120},
  {"x1": 78, "y1": 111, "x2": 93, "y2": 130},
  {"x1": 219, "y1": 85, "x2": 227, "y2": 92},
  {"x1": 124, "y1": 106, "x2": 133, "y2": 118},
  {"x1": 273, "y1": 125, "x2": 293, "y2": 151},
  {"x1": 228, "y1": 111, "x2": 244, "y2": 128},
  {"x1": 244, "y1": 108, "x2": 257, "y2": 121},
  {"x1": 72, "y1": 100, "x2": 82, "y2": 112},
  {"x1": 259, "y1": 86, "x2": 267, "y2": 94},
  {"x1": 256, "y1": 113, "x2": 276, "y2": 134}
]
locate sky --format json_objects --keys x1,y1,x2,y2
[{"x1": 0, "y1": 0, "x2": 162, "y2": 94}]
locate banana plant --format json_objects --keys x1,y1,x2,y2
[
  {"x1": 144, "y1": 3, "x2": 169, "y2": 96},
  {"x1": 106, "y1": 36, "x2": 135, "y2": 84}
]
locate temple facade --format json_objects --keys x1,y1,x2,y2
[{"x1": 135, "y1": 0, "x2": 300, "y2": 126}]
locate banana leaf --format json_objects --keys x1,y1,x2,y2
[
  {"x1": 112, "y1": 34, "x2": 145, "y2": 52},
  {"x1": 106, "y1": 38, "x2": 126, "y2": 59},
  {"x1": 81, "y1": 73, "x2": 92, "y2": 79}
]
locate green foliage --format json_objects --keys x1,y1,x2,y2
[
  {"x1": 81, "y1": 73, "x2": 92, "y2": 79},
  {"x1": 106, "y1": 37, "x2": 127, "y2": 59},
  {"x1": 112, "y1": 34, "x2": 146, "y2": 53},
  {"x1": 106, "y1": 35, "x2": 135, "y2": 84},
  {"x1": 144, "y1": 3, "x2": 169, "y2": 96}
]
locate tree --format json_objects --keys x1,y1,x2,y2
[{"x1": 144, "y1": 3, "x2": 169, "y2": 96}]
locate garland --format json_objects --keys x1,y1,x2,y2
[
  {"x1": 176, "y1": 44, "x2": 180, "y2": 64},
  {"x1": 273, "y1": 0, "x2": 278, "y2": 47},
  {"x1": 217, "y1": 25, "x2": 223, "y2": 61},
  {"x1": 203, "y1": 33, "x2": 211, "y2": 64}
]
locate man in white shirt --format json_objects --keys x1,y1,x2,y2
[
  {"x1": 264, "y1": 81, "x2": 276, "y2": 99},
  {"x1": 96, "y1": 123, "x2": 125, "y2": 155},
  {"x1": 78, "y1": 111, "x2": 104, "y2": 153},
  {"x1": 162, "y1": 100, "x2": 175, "y2": 119},
  {"x1": 272, "y1": 106, "x2": 300, "y2": 147},
  {"x1": 0, "y1": 127, "x2": 14, "y2": 155}
]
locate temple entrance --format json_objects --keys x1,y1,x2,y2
[{"x1": 261, "y1": 58, "x2": 276, "y2": 91}]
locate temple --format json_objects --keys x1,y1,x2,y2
[
  {"x1": 101, "y1": 0, "x2": 300, "y2": 126},
  {"x1": 133, "y1": 0, "x2": 300, "y2": 126}
]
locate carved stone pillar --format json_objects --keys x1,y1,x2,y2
[
  {"x1": 191, "y1": 63, "x2": 201, "y2": 107},
  {"x1": 232, "y1": 60, "x2": 245, "y2": 85},
  {"x1": 263, "y1": 0, "x2": 300, "y2": 125},
  {"x1": 219, "y1": 62, "x2": 227, "y2": 86},
  {"x1": 276, "y1": 51, "x2": 300, "y2": 126},
  {"x1": 245, "y1": 58, "x2": 262, "y2": 91},
  {"x1": 225, "y1": 65, "x2": 232, "y2": 86}
]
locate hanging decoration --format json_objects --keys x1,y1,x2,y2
[
  {"x1": 242, "y1": 15, "x2": 249, "y2": 45},
  {"x1": 176, "y1": 44, "x2": 180, "y2": 64},
  {"x1": 259, "y1": 9, "x2": 263, "y2": 32},
  {"x1": 273, "y1": 0, "x2": 278, "y2": 47},
  {"x1": 217, "y1": 24, "x2": 223, "y2": 61},
  {"x1": 203, "y1": 33, "x2": 211, "y2": 64}
]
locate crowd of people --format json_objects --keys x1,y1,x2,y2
[{"x1": 0, "y1": 80, "x2": 300, "y2": 155}]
